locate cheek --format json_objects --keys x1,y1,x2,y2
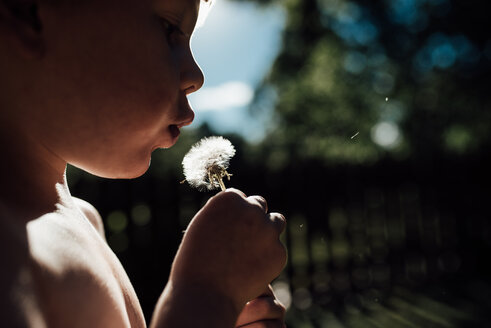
[
  {"x1": 36, "y1": 5, "x2": 182, "y2": 177},
  {"x1": 43, "y1": 5, "x2": 181, "y2": 115}
]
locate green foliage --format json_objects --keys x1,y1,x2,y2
[
  {"x1": 266, "y1": 36, "x2": 385, "y2": 164},
  {"x1": 235, "y1": 0, "x2": 491, "y2": 166}
]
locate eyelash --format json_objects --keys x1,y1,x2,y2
[{"x1": 160, "y1": 18, "x2": 184, "y2": 42}]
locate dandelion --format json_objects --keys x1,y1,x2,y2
[{"x1": 182, "y1": 136, "x2": 236, "y2": 191}]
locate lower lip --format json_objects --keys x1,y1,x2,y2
[
  {"x1": 154, "y1": 125, "x2": 181, "y2": 150},
  {"x1": 169, "y1": 124, "x2": 180, "y2": 140}
]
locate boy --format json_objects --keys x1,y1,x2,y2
[{"x1": 0, "y1": 0, "x2": 287, "y2": 327}]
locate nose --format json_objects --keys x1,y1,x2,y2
[{"x1": 180, "y1": 45, "x2": 205, "y2": 95}]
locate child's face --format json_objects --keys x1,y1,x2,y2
[{"x1": 29, "y1": 0, "x2": 204, "y2": 178}]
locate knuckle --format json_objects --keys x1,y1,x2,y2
[
  {"x1": 265, "y1": 245, "x2": 287, "y2": 276},
  {"x1": 211, "y1": 190, "x2": 245, "y2": 209},
  {"x1": 217, "y1": 189, "x2": 243, "y2": 203},
  {"x1": 248, "y1": 195, "x2": 268, "y2": 212},
  {"x1": 270, "y1": 213, "x2": 286, "y2": 233},
  {"x1": 275, "y1": 243, "x2": 288, "y2": 268},
  {"x1": 241, "y1": 205, "x2": 268, "y2": 228},
  {"x1": 226, "y1": 188, "x2": 246, "y2": 197}
]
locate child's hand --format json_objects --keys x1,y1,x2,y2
[
  {"x1": 169, "y1": 188, "x2": 287, "y2": 313},
  {"x1": 235, "y1": 285, "x2": 286, "y2": 328}
]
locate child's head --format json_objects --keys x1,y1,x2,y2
[{"x1": 0, "y1": 0, "x2": 206, "y2": 178}]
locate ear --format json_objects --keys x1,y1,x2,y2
[{"x1": 0, "y1": 0, "x2": 44, "y2": 58}]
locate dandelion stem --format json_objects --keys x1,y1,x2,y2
[{"x1": 218, "y1": 177, "x2": 226, "y2": 191}]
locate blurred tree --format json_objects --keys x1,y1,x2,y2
[{"x1": 233, "y1": 0, "x2": 491, "y2": 166}]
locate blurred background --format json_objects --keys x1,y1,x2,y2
[{"x1": 68, "y1": 0, "x2": 491, "y2": 326}]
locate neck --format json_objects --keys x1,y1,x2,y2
[{"x1": 0, "y1": 123, "x2": 70, "y2": 221}]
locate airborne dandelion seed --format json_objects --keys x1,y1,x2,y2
[{"x1": 182, "y1": 136, "x2": 236, "y2": 191}]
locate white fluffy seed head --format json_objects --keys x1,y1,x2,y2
[{"x1": 182, "y1": 136, "x2": 236, "y2": 190}]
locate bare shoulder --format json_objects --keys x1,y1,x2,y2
[
  {"x1": 0, "y1": 212, "x2": 46, "y2": 327},
  {"x1": 72, "y1": 197, "x2": 105, "y2": 239},
  {"x1": 1, "y1": 204, "x2": 144, "y2": 328},
  {"x1": 24, "y1": 209, "x2": 144, "y2": 328}
]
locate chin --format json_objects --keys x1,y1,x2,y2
[
  {"x1": 111, "y1": 160, "x2": 151, "y2": 179},
  {"x1": 74, "y1": 156, "x2": 151, "y2": 180},
  {"x1": 112, "y1": 167, "x2": 149, "y2": 179}
]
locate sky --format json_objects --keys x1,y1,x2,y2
[{"x1": 187, "y1": 0, "x2": 286, "y2": 141}]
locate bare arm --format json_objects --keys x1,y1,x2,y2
[
  {"x1": 149, "y1": 189, "x2": 287, "y2": 328},
  {"x1": 150, "y1": 282, "x2": 239, "y2": 328}
]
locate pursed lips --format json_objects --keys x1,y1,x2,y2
[
  {"x1": 176, "y1": 96, "x2": 195, "y2": 127},
  {"x1": 167, "y1": 97, "x2": 195, "y2": 139}
]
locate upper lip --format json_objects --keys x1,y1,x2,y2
[
  {"x1": 175, "y1": 97, "x2": 195, "y2": 128},
  {"x1": 176, "y1": 117, "x2": 194, "y2": 128}
]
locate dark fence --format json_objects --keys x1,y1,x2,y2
[
  {"x1": 271, "y1": 156, "x2": 491, "y2": 327},
  {"x1": 68, "y1": 152, "x2": 491, "y2": 327}
]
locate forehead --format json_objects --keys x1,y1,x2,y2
[
  {"x1": 154, "y1": 0, "x2": 201, "y2": 30},
  {"x1": 153, "y1": 0, "x2": 201, "y2": 18}
]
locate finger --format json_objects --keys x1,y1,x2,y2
[
  {"x1": 269, "y1": 212, "x2": 286, "y2": 234},
  {"x1": 248, "y1": 195, "x2": 268, "y2": 213},
  {"x1": 236, "y1": 319, "x2": 285, "y2": 328},
  {"x1": 225, "y1": 188, "x2": 247, "y2": 198},
  {"x1": 236, "y1": 296, "x2": 286, "y2": 327}
]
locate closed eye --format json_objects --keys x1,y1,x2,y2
[{"x1": 159, "y1": 18, "x2": 185, "y2": 42}]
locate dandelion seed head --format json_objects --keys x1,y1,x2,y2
[{"x1": 182, "y1": 136, "x2": 236, "y2": 190}]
